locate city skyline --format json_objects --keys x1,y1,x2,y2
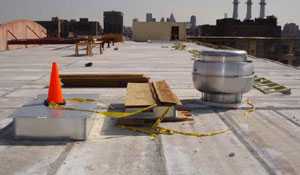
[{"x1": 0, "y1": 0, "x2": 299, "y2": 26}]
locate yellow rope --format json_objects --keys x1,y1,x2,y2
[
  {"x1": 49, "y1": 101, "x2": 157, "y2": 119},
  {"x1": 118, "y1": 107, "x2": 228, "y2": 139},
  {"x1": 66, "y1": 98, "x2": 96, "y2": 103},
  {"x1": 49, "y1": 98, "x2": 228, "y2": 139},
  {"x1": 243, "y1": 98, "x2": 256, "y2": 118}
]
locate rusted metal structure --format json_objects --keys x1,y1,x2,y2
[
  {"x1": 7, "y1": 34, "x2": 122, "y2": 56},
  {"x1": 0, "y1": 19, "x2": 47, "y2": 51},
  {"x1": 7, "y1": 35, "x2": 121, "y2": 46},
  {"x1": 7, "y1": 38, "x2": 83, "y2": 45}
]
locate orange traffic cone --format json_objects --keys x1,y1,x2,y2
[{"x1": 45, "y1": 62, "x2": 65, "y2": 106}]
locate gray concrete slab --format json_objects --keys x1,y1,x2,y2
[
  {"x1": 160, "y1": 110, "x2": 269, "y2": 175},
  {"x1": 276, "y1": 110, "x2": 300, "y2": 126},
  {"x1": 217, "y1": 109, "x2": 300, "y2": 175},
  {"x1": 0, "y1": 143, "x2": 69, "y2": 175},
  {"x1": 0, "y1": 97, "x2": 33, "y2": 108},
  {"x1": 56, "y1": 130, "x2": 166, "y2": 175},
  {"x1": 6, "y1": 89, "x2": 48, "y2": 98}
]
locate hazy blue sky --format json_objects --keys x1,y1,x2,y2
[{"x1": 0, "y1": 0, "x2": 299, "y2": 26}]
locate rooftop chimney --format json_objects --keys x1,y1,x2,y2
[
  {"x1": 245, "y1": 0, "x2": 253, "y2": 20},
  {"x1": 233, "y1": 0, "x2": 239, "y2": 19},
  {"x1": 260, "y1": 0, "x2": 266, "y2": 18}
]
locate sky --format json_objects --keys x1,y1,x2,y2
[{"x1": 0, "y1": 0, "x2": 299, "y2": 26}]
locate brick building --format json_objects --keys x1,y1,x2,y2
[
  {"x1": 201, "y1": 16, "x2": 281, "y2": 37},
  {"x1": 103, "y1": 11, "x2": 123, "y2": 34},
  {"x1": 36, "y1": 17, "x2": 101, "y2": 38}
]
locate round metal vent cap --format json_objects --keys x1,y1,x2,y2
[{"x1": 199, "y1": 50, "x2": 248, "y2": 62}]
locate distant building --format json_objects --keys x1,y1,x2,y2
[
  {"x1": 133, "y1": 18, "x2": 139, "y2": 23},
  {"x1": 69, "y1": 18, "x2": 101, "y2": 37},
  {"x1": 36, "y1": 17, "x2": 101, "y2": 38},
  {"x1": 170, "y1": 13, "x2": 176, "y2": 23},
  {"x1": 146, "y1": 13, "x2": 157, "y2": 22},
  {"x1": 36, "y1": 17, "x2": 62, "y2": 38},
  {"x1": 146, "y1": 13, "x2": 152, "y2": 22},
  {"x1": 205, "y1": 0, "x2": 281, "y2": 37},
  {"x1": 282, "y1": 23, "x2": 300, "y2": 38},
  {"x1": 187, "y1": 26, "x2": 201, "y2": 37},
  {"x1": 133, "y1": 21, "x2": 186, "y2": 41},
  {"x1": 103, "y1": 11, "x2": 123, "y2": 34},
  {"x1": 190, "y1": 36, "x2": 300, "y2": 65},
  {"x1": 190, "y1": 15, "x2": 196, "y2": 27},
  {"x1": 200, "y1": 25, "x2": 216, "y2": 36},
  {"x1": 201, "y1": 16, "x2": 281, "y2": 37},
  {"x1": 123, "y1": 26, "x2": 133, "y2": 39},
  {"x1": 188, "y1": 15, "x2": 199, "y2": 36}
]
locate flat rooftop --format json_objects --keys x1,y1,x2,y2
[{"x1": 0, "y1": 42, "x2": 300, "y2": 175}]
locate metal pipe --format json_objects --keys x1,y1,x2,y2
[{"x1": 7, "y1": 38, "x2": 84, "y2": 45}]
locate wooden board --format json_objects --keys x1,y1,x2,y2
[
  {"x1": 153, "y1": 80, "x2": 182, "y2": 105},
  {"x1": 61, "y1": 74, "x2": 148, "y2": 80},
  {"x1": 125, "y1": 83, "x2": 156, "y2": 107},
  {"x1": 60, "y1": 74, "x2": 150, "y2": 88}
]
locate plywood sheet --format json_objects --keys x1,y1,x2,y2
[
  {"x1": 153, "y1": 80, "x2": 181, "y2": 105},
  {"x1": 125, "y1": 83, "x2": 156, "y2": 107}
]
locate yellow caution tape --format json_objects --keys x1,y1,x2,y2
[
  {"x1": 152, "y1": 107, "x2": 170, "y2": 128},
  {"x1": 118, "y1": 123, "x2": 228, "y2": 139},
  {"x1": 243, "y1": 98, "x2": 256, "y2": 118},
  {"x1": 49, "y1": 101, "x2": 157, "y2": 119},
  {"x1": 49, "y1": 98, "x2": 228, "y2": 139},
  {"x1": 157, "y1": 126, "x2": 229, "y2": 137},
  {"x1": 66, "y1": 98, "x2": 96, "y2": 103},
  {"x1": 118, "y1": 106, "x2": 228, "y2": 139},
  {"x1": 117, "y1": 125, "x2": 159, "y2": 139},
  {"x1": 99, "y1": 104, "x2": 156, "y2": 118}
]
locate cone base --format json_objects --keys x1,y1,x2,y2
[{"x1": 44, "y1": 100, "x2": 66, "y2": 106}]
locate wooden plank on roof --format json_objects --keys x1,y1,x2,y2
[
  {"x1": 60, "y1": 74, "x2": 147, "y2": 80},
  {"x1": 125, "y1": 83, "x2": 156, "y2": 107},
  {"x1": 153, "y1": 80, "x2": 182, "y2": 105},
  {"x1": 60, "y1": 74, "x2": 150, "y2": 88}
]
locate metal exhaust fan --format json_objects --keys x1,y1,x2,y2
[{"x1": 192, "y1": 50, "x2": 254, "y2": 104}]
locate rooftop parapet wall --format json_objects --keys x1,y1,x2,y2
[{"x1": 0, "y1": 19, "x2": 47, "y2": 51}]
